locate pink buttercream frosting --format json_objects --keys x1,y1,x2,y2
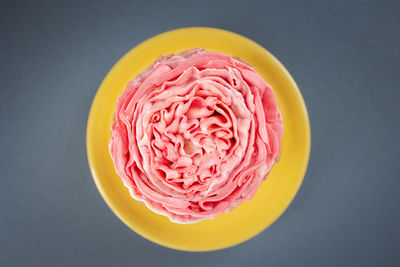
[{"x1": 109, "y1": 48, "x2": 283, "y2": 223}]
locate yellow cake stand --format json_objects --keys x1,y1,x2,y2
[{"x1": 87, "y1": 27, "x2": 310, "y2": 251}]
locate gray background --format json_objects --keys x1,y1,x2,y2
[{"x1": 1, "y1": 0, "x2": 399, "y2": 266}]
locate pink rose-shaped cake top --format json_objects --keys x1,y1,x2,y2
[{"x1": 109, "y1": 48, "x2": 283, "y2": 223}]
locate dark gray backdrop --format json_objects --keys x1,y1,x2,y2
[{"x1": 1, "y1": 0, "x2": 399, "y2": 266}]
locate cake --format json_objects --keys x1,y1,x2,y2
[{"x1": 109, "y1": 48, "x2": 283, "y2": 223}]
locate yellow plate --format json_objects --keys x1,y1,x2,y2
[{"x1": 87, "y1": 27, "x2": 310, "y2": 251}]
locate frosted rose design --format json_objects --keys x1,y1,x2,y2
[{"x1": 109, "y1": 48, "x2": 283, "y2": 223}]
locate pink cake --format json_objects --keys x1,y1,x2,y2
[{"x1": 109, "y1": 48, "x2": 283, "y2": 223}]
